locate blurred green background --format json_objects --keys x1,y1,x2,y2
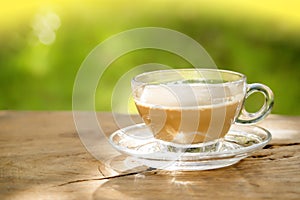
[{"x1": 0, "y1": 0, "x2": 300, "y2": 115}]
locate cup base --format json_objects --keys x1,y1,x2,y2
[{"x1": 157, "y1": 138, "x2": 224, "y2": 153}]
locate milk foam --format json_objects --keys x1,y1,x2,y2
[{"x1": 138, "y1": 81, "x2": 244, "y2": 108}]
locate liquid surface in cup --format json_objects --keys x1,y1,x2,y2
[{"x1": 134, "y1": 80, "x2": 244, "y2": 144}]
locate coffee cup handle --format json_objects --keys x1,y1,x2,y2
[{"x1": 236, "y1": 83, "x2": 274, "y2": 124}]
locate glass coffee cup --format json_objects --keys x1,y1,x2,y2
[{"x1": 131, "y1": 69, "x2": 274, "y2": 148}]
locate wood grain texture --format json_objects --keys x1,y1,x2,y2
[{"x1": 0, "y1": 111, "x2": 299, "y2": 200}]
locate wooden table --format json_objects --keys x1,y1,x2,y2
[{"x1": 0, "y1": 111, "x2": 299, "y2": 199}]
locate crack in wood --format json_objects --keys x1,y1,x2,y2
[
  {"x1": 57, "y1": 172, "x2": 141, "y2": 186},
  {"x1": 248, "y1": 153, "x2": 276, "y2": 161},
  {"x1": 249, "y1": 154, "x2": 270, "y2": 159},
  {"x1": 248, "y1": 143, "x2": 299, "y2": 161},
  {"x1": 264, "y1": 143, "x2": 300, "y2": 149},
  {"x1": 56, "y1": 168, "x2": 155, "y2": 187}
]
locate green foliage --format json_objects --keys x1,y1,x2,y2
[{"x1": 0, "y1": 6, "x2": 299, "y2": 115}]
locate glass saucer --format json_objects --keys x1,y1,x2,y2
[{"x1": 108, "y1": 123, "x2": 271, "y2": 171}]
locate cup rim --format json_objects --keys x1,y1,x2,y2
[{"x1": 132, "y1": 68, "x2": 246, "y2": 85}]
